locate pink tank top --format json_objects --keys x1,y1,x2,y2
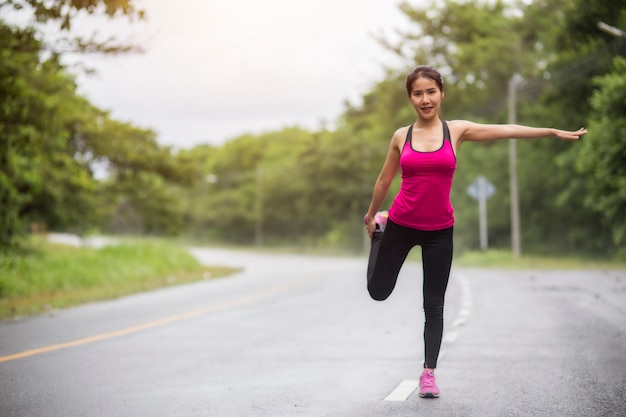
[{"x1": 388, "y1": 121, "x2": 457, "y2": 231}]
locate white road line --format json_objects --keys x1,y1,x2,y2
[
  {"x1": 382, "y1": 274, "x2": 473, "y2": 402},
  {"x1": 383, "y1": 380, "x2": 420, "y2": 402},
  {"x1": 443, "y1": 331, "x2": 458, "y2": 343},
  {"x1": 452, "y1": 276, "x2": 473, "y2": 328},
  {"x1": 458, "y1": 307, "x2": 472, "y2": 317},
  {"x1": 452, "y1": 317, "x2": 467, "y2": 327},
  {"x1": 458, "y1": 274, "x2": 473, "y2": 310}
]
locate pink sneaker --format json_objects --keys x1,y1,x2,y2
[
  {"x1": 374, "y1": 211, "x2": 388, "y2": 232},
  {"x1": 364, "y1": 211, "x2": 389, "y2": 232},
  {"x1": 419, "y1": 369, "x2": 440, "y2": 398}
]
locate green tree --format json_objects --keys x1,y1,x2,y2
[
  {"x1": 0, "y1": 23, "x2": 41, "y2": 245},
  {"x1": 0, "y1": 23, "x2": 99, "y2": 244},
  {"x1": 194, "y1": 128, "x2": 316, "y2": 245},
  {"x1": 346, "y1": 0, "x2": 578, "y2": 253},
  {"x1": 574, "y1": 57, "x2": 626, "y2": 245},
  {"x1": 545, "y1": 0, "x2": 626, "y2": 127},
  {"x1": 81, "y1": 117, "x2": 196, "y2": 236},
  {"x1": 538, "y1": 0, "x2": 626, "y2": 253},
  {"x1": 0, "y1": 9, "x2": 191, "y2": 245},
  {"x1": 182, "y1": 0, "x2": 624, "y2": 254},
  {"x1": 0, "y1": 0, "x2": 145, "y2": 53},
  {"x1": 1, "y1": 0, "x2": 145, "y2": 247}
]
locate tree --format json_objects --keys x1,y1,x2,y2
[
  {"x1": 346, "y1": 0, "x2": 577, "y2": 253},
  {"x1": 0, "y1": 0, "x2": 145, "y2": 53},
  {"x1": 389, "y1": 0, "x2": 560, "y2": 120},
  {"x1": 0, "y1": 23, "x2": 39, "y2": 245},
  {"x1": 574, "y1": 57, "x2": 626, "y2": 245},
  {"x1": 78, "y1": 116, "x2": 198, "y2": 236},
  {"x1": 538, "y1": 0, "x2": 626, "y2": 253},
  {"x1": 0, "y1": 2, "x2": 189, "y2": 245},
  {"x1": 0, "y1": 23, "x2": 100, "y2": 244}
]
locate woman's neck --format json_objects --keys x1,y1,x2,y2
[{"x1": 415, "y1": 117, "x2": 441, "y2": 129}]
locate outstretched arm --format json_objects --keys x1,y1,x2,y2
[{"x1": 450, "y1": 120, "x2": 587, "y2": 145}]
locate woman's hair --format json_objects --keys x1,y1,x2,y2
[{"x1": 405, "y1": 66, "x2": 444, "y2": 96}]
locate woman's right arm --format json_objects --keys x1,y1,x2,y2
[{"x1": 365, "y1": 129, "x2": 403, "y2": 236}]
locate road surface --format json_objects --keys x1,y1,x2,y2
[{"x1": 1, "y1": 248, "x2": 625, "y2": 416}]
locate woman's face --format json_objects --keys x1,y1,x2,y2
[{"x1": 409, "y1": 76, "x2": 444, "y2": 120}]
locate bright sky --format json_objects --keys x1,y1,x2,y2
[{"x1": 61, "y1": 0, "x2": 413, "y2": 148}]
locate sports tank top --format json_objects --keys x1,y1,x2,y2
[{"x1": 388, "y1": 120, "x2": 457, "y2": 231}]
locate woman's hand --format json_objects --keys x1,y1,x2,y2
[
  {"x1": 554, "y1": 127, "x2": 587, "y2": 140},
  {"x1": 364, "y1": 214, "x2": 376, "y2": 239}
]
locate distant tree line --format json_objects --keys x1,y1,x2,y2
[{"x1": 1, "y1": 0, "x2": 625, "y2": 258}]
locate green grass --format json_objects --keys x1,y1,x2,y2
[
  {"x1": 452, "y1": 249, "x2": 626, "y2": 269},
  {"x1": 184, "y1": 238, "x2": 626, "y2": 270},
  {"x1": 0, "y1": 237, "x2": 239, "y2": 319},
  {"x1": 2, "y1": 238, "x2": 623, "y2": 320}
]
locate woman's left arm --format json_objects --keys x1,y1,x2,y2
[{"x1": 450, "y1": 120, "x2": 587, "y2": 145}]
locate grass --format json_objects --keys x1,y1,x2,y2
[
  {"x1": 183, "y1": 238, "x2": 626, "y2": 270},
  {"x1": 0, "y1": 237, "x2": 239, "y2": 319},
  {"x1": 452, "y1": 249, "x2": 626, "y2": 269},
  {"x1": 2, "y1": 237, "x2": 623, "y2": 320}
]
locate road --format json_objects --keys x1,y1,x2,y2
[{"x1": 1, "y1": 248, "x2": 625, "y2": 417}]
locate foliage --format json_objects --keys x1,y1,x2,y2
[
  {"x1": 0, "y1": 0, "x2": 145, "y2": 53},
  {"x1": 1, "y1": 0, "x2": 624, "y2": 259},
  {"x1": 0, "y1": 23, "x2": 40, "y2": 246},
  {"x1": 541, "y1": 0, "x2": 626, "y2": 252},
  {"x1": 548, "y1": 0, "x2": 626, "y2": 124},
  {"x1": 574, "y1": 57, "x2": 626, "y2": 244},
  {"x1": 362, "y1": 0, "x2": 597, "y2": 254},
  {"x1": 0, "y1": 23, "x2": 99, "y2": 244},
  {"x1": 0, "y1": 17, "x2": 193, "y2": 246},
  {"x1": 81, "y1": 116, "x2": 196, "y2": 236},
  {"x1": 390, "y1": 0, "x2": 561, "y2": 120}
]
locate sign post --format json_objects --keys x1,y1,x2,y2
[{"x1": 466, "y1": 175, "x2": 495, "y2": 251}]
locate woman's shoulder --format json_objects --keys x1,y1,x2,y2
[
  {"x1": 445, "y1": 119, "x2": 475, "y2": 138},
  {"x1": 386, "y1": 125, "x2": 411, "y2": 151},
  {"x1": 392, "y1": 125, "x2": 411, "y2": 141},
  {"x1": 445, "y1": 119, "x2": 472, "y2": 129}
]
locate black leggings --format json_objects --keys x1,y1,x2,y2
[{"x1": 367, "y1": 219, "x2": 453, "y2": 369}]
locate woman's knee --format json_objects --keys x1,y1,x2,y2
[
  {"x1": 423, "y1": 303, "x2": 444, "y2": 319},
  {"x1": 368, "y1": 283, "x2": 393, "y2": 301}
]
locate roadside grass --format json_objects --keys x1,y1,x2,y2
[
  {"x1": 0, "y1": 237, "x2": 239, "y2": 319},
  {"x1": 451, "y1": 249, "x2": 626, "y2": 269},
  {"x1": 2, "y1": 236, "x2": 623, "y2": 320},
  {"x1": 183, "y1": 238, "x2": 626, "y2": 270},
  {"x1": 183, "y1": 236, "x2": 626, "y2": 270}
]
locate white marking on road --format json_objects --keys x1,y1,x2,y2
[
  {"x1": 383, "y1": 380, "x2": 420, "y2": 401},
  {"x1": 452, "y1": 317, "x2": 467, "y2": 327},
  {"x1": 458, "y1": 307, "x2": 472, "y2": 318},
  {"x1": 454, "y1": 274, "x2": 473, "y2": 328},
  {"x1": 443, "y1": 331, "x2": 458, "y2": 343},
  {"x1": 384, "y1": 274, "x2": 474, "y2": 402}
]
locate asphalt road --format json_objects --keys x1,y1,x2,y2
[{"x1": 1, "y1": 248, "x2": 625, "y2": 417}]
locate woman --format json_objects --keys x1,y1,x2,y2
[{"x1": 364, "y1": 65, "x2": 586, "y2": 398}]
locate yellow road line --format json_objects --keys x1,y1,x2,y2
[{"x1": 0, "y1": 277, "x2": 311, "y2": 363}]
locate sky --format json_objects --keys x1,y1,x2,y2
[{"x1": 58, "y1": 0, "x2": 413, "y2": 149}]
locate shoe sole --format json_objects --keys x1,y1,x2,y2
[{"x1": 419, "y1": 393, "x2": 439, "y2": 398}]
